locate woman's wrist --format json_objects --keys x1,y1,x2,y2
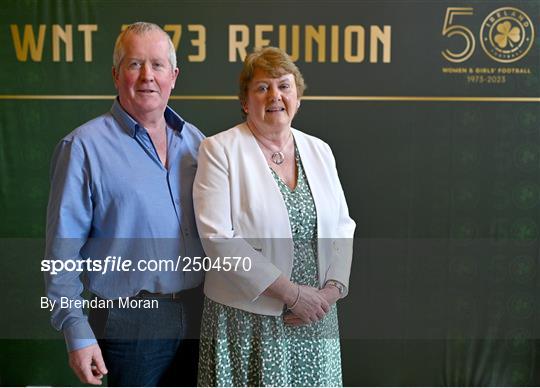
[
  {"x1": 324, "y1": 280, "x2": 344, "y2": 298},
  {"x1": 282, "y1": 281, "x2": 299, "y2": 306},
  {"x1": 263, "y1": 276, "x2": 299, "y2": 306},
  {"x1": 322, "y1": 284, "x2": 340, "y2": 302},
  {"x1": 286, "y1": 284, "x2": 301, "y2": 310}
]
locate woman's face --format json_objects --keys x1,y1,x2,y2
[{"x1": 243, "y1": 67, "x2": 299, "y2": 133}]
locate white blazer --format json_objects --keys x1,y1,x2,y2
[{"x1": 193, "y1": 123, "x2": 356, "y2": 316}]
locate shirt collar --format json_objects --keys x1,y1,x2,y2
[{"x1": 110, "y1": 97, "x2": 186, "y2": 137}]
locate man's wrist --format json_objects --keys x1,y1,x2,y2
[{"x1": 63, "y1": 321, "x2": 97, "y2": 352}]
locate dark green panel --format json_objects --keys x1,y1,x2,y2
[{"x1": 1, "y1": 0, "x2": 539, "y2": 386}]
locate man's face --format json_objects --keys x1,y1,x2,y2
[{"x1": 113, "y1": 30, "x2": 178, "y2": 120}]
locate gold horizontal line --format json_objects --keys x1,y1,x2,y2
[
  {"x1": 0, "y1": 95, "x2": 115, "y2": 100},
  {"x1": 171, "y1": 95, "x2": 237, "y2": 100},
  {"x1": 0, "y1": 95, "x2": 538, "y2": 102},
  {"x1": 304, "y1": 96, "x2": 540, "y2": 102}
]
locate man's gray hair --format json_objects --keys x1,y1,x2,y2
[{"x1": 113, "y1": 22, "x2": 177, "y2": 72}]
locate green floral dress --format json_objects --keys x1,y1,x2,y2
[{"x1": 198, "y1": 148, "x2": 342, "y2": 387}]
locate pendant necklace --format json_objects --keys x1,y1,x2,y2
[{"x1": 258, "y1": 130, "x2": 292, "y2": 165}]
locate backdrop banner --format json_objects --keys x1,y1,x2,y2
[{"x1": 0, "y1": 0, "x2": 539, "y2": 386}]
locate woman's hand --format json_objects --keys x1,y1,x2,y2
[
  {"x1": 263, "y1": 276, "x2": 330, "y2": 325},
  {"x1": 284, "y1": 285, "x2": 329, "y2": 325},
  {"x1": 318, "y1": 284, "x2": 341, "y2": 306},
  {"x1": 283, "y1": 285, "x2": 340, "y2": 326},
  {"x1": 283, "y1": 311, "x2": 304, "y2": 326}
]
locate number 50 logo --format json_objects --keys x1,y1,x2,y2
[{"x1": 442, "y1": 7, "x2": 535, "y2": 63}]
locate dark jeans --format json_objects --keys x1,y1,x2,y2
[{"x1": 89, "y1": 287, "x2": 203, "y2": 387}]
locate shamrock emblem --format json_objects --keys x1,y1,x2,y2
[{"x1": 494, "y1": 21, "x2": 520, "y2": 48}]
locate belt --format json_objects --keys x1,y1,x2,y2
[{"x1": 135, "y1": 290, "x2": 185, "y2": 299}]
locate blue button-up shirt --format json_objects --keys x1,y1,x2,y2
[{"x1": 44, "y1": 99, "x2": 205, "y2": 351}]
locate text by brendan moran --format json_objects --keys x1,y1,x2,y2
[{"x1": 40, "y1": 296, "x2": 158, "y2": 311}]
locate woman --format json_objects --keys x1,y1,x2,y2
[{"x1": 193, "y1": 47, "x2": 355, "y2": 387}]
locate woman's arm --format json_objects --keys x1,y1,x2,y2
[
  {"x1": 194, "y1": 137, "x2": 282, "y2": 300},
  {"x1": 322, "y1": 142, "x2": 356, "y2": 296}
]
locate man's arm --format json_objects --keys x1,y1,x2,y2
[{"x1": 44, "y1": 138, "x2": 107, "y2": 383}]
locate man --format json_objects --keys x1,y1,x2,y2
[{"x1": 44, "y1": 22, "x2": 205, "y2": 386}]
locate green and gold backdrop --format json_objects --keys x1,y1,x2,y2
[{"x1": 0, "y1": 0, "x2": 539, "y2": 385}]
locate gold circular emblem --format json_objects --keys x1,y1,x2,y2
[{"x1": 480, "y1": 7, "x2": 535, "y2": 63}]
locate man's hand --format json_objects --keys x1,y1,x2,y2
[{"x1": 68, "y1": 343, "x2": 108, "y2": 385}]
